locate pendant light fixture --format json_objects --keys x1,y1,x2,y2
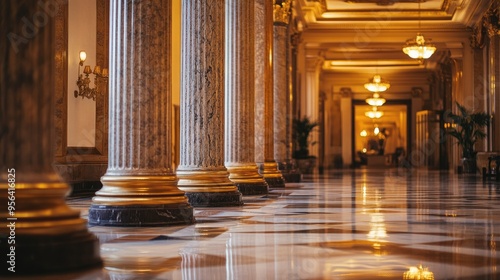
[
  {"x1": 365, "y1": 106, "x2": 384, "y2": 119},
  {"x1": 365, "y1": 93, "x2": 386, "y2": 107},
  {"x1": 402, "y1": 0, "x2": 436, "y2": 62},
  {"x1": 364, "y1": 74, "x2": 390, "y2": 92}
]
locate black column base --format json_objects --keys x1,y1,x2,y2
[
  {"x1": 88, "y1": 204, "x2": 195, "y2": 226},
  {"x1": 265, "y1": 176, "x2": 286, "y2": 188},
  {"x1": 277, "y1": 161, "x2": 302, "y2": 183},
  {"x1": 235, "y1": 182, "x2": 269, "y2": 195},
  {"x1": 185, "y1": 191, "x2": 243, "y2": 207},
  {"x1": 0, "y1": 230, "x2": 101, "y2": 275},
  {"x1": 283, "y1": 172, "x2": 302, "y2": 183}
]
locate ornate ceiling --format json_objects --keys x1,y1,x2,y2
[{"x1": 294, "y1": 0, "x2": 495, "y2": 94}]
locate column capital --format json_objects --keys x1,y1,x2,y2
[
  {"x1": 273, "y1": 0, "x2": 291, "y2": 24},
  {"x1": 305, "y1": 55, "x2": 324, "y2": 72},
  {"x1": 340, "y1": 87, "x2": 353, "y2": 98},
  {"x1": 484, "y1": 4, "x2": 500, "y2": 38},
  {"x1": 411, "y1": 87, "x2": 423, "y2": 98}
]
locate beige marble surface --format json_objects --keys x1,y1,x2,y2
[{"x1": 19, "y1": 169, "x2": 500, "y2": 279}]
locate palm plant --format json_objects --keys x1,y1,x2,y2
[
  {"x1": 446, "y1": 102, "x2": 490, "y2": 159},
  {"x1": 292, "y1": 116, "x2": 318, "y2": 159}
]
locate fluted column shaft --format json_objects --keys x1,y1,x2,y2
[
  {"x1": 273, "y1": 23, "x2": 288, "y2": 164},
  {"x1": 273, "y1": 13, "x2": 300, "y2": 182},
  {"x1": 177, "y1": 0, "x2": 242, "y2": 206},
  {"x1": 0, "y1": 0, "x2": 101, "y2": 273},
  {"x1": 225, "y1": 1, "x2": 268, "y2": 195},
  {"x1": 255, "y1": 0, "x2": 285, "y2": 188},
  {"x1": 89, "y1": 0, "x2": 194, "y2": 226}
]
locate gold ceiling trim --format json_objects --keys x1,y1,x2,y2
[{"x1": 313, "y1": 0, "x2": 456, "y2": 22}]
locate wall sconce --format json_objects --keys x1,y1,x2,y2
[{"x1": 74, "y1": 50, "x2": 108, "y2": 101}]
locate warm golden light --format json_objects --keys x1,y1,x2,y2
[
  {"x1": 93, "y1": 66, "x2": 101, "y2": 75},
  {"x1": 75, "y1": 52, "x2": 108, "y2": 100},
  {"x1": 79, "y1": 50, "x2": 87, "y2": 63},
  {"x1": 366, "y1": 93, "x2": 386, "y2": 107},
  {"x1": 364, "y1": 74, "x2": 390, "y2": 92},
  {"x1": 365, "y1": 107, "x2": 384, "y2": 119},
  {"x1": 360, "y1": 130, "x2": 368, "y2": 137},
  {"x1": 83, "y1": 65, "x2": 92, "y2": 75},
  {"x1": 402, "y1": 1, "x2": 436, "y2": 62},
  {"x1": 403, "y1": 264, "x2": 434, "y2": 280},
  {"x1": 403, "y1": 34, "x2": 436, "y2": 61}
]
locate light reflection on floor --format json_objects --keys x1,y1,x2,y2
[{"x1": 10, "y1": 169, "x2": 500, "y2": 279}]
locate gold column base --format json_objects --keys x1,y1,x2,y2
[
  {"x1": 226, "y1": 164, "x2": 269, "y2": 195},
  {"x1": 92, "y1": 174, "x2": 190, "y2": 206},
  {"x1": 0, "y1": 173, "x2": 102, "y2": 273},
  {"x1": 176, "y1": 169, "x2": 239, "y2": 193},
  {"x1": 89, "y1": 174, "x2": 194, "y2": 226},
  {"x1": 259, "y1": 162, "x2": 286, "y2": 188},
  {"x1": 0, "y1": 179, "x2": 86, "y2": 236},
  {"x1": 226, "y1": 164, "x2": 267, "y2": 185},
  {"x1": 176, "y1": 169, "x2": 242, "y2": 207}
]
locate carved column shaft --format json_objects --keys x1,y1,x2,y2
[
  {"x1": 273, "y1": 1, "x2": 300, "y2": 182},
  {"x1": 0, "y1": 0, "x2": 101, "y2": 272},
  {"x1": 177, "y1": 0, "x2": 242, "y2": 206},
  {"x1": 274, "y1": 0, "x2": 301, "y2": 183},
  {"x1": 254, "y1": 0, "x2": 285, "y2": 188},
  {"x1": 225, "y1": 1, "x2": 268, "y2": 195},
  {"x1": 89, "y1": 0, "x2": 194, "y2": 226}
]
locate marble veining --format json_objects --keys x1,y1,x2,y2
[
  {"x1": 107, "y1": 0, "x2": 172, "y2": 174},
  {"x1": 40, "y1": 169, "x2": 500, "y2": 279},
  {"x1": 179, "y1": 0, "x2": 226, "y2": 169},
  {"x1": 273, "y1": 24, "x2": 288, "y2": 163},
  {"x1": 225, "y1": 1, "x2": 256, "y2": 165},
  {"x1": 254, "y1": 0, "x2": 266, "y2": 164}
]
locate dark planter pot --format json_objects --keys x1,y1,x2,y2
[
  {"x1": 295, "y1": 157, "x2": 317, "y2": 174},
  {"x1": 461, "y1": 158, "x2": 477, "y2": 174}
]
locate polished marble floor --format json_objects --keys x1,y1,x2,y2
[{"x1": 12, "y1": 169, "x2": 500, "y2": 279}]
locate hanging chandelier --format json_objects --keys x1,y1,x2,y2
[
  {"x1": 364, "y1": 74, "x2": 390, "y2": 92},
  {"x1": 365, "y1": 107, "x2": 384, "y2": 119},
  {"x1": 365, "y1": 93, "x2": 386, "y2": 107},
  {"x1": 402, "y1": 33, "x2": 436, "y2": 61},
  {"x1": 402, "y1": 1, "x2": 436, "y2": 61}
]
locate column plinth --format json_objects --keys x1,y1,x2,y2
[{"x1": 88, "y1": 0, "x2": 194, "y2": 226}]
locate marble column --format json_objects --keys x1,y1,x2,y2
[
  {"x1": 255, "y1": 0, "x2": 286, "y2": 188},
  {"x1": 273, "y1": 1, "x2": 300, "y2": 182},
  {"x1": 304, "y1": 56, "x2": 324, "y2": 160},
  {"x1": 225, "y1": 1, "x2": 268, "y2": 195},
  {"x1": 88, "y1": 0, "x2": 194, "y2": 226},
  {"x1": 0, "y1": 0, "x2": 101, "y2": 273},
  {"x1": 177, "y1": 0, "x2": 243, "y2": 206}
]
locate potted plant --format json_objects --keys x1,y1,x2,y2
[
  {"x1": 446, "y1": 102, "x2": 490, "y2": 174},
  {"x1": 292, "y1": 116, "x2": 318, "y2": 173}
]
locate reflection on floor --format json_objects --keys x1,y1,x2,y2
[{"x1": 11, "y1": 169, "x2": 500, "y2": 279}]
